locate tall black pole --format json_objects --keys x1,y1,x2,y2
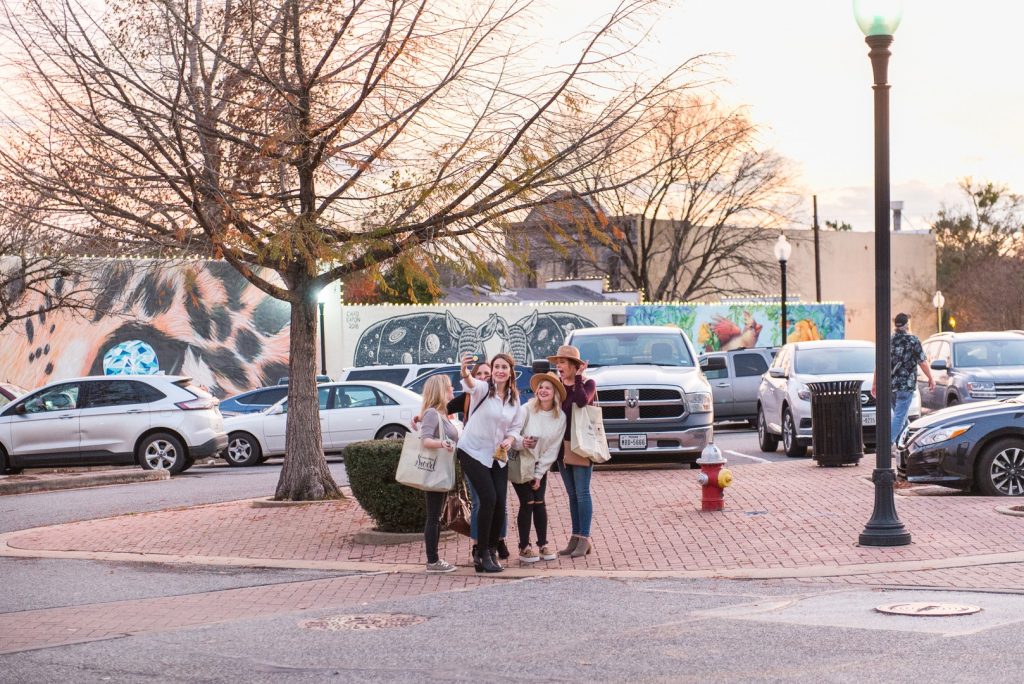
[
  {"x1": 318, "y1": 301, "x2": 327, "y2": 376},
  {"x1": 813, "y1": 195, "x2": 822, "y2": 302},
  {"x1": 860, "y1": 34, "x2": 911, "y2": 547},
  {"x1": 780, "y1": 261, "x2": 788, "y2": 344}
]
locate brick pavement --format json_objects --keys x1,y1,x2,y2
[{"x1": 5, "y1": 461, "x2": 1024, "y2": 582}]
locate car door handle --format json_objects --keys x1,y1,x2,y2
[
  {"x1": 715, "y1": 382, "x2": 730, "y2": 387},
  {"x1": 370, "y1": 412, "x2": 381, "y2": 417},
  {"x1": 126, "y1": 409, "x2": 144, "y2": 414},
  {"x1": 59, "y1": 414, "x2": 75, "y2": 419}
]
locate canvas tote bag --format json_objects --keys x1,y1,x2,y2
[
  {"x1": 395, "y1": 416, "x2": 456, "y2": 492},
  {"x1": 570, "y1": 404, "x2": 612, "y2": 464},
  {"x1": 507, "y1": 446, "x2": 537, "y2": 484}
]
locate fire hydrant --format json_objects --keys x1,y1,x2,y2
[{"x1": 695, "y1": 442, "x2": 733, "y2": 511}]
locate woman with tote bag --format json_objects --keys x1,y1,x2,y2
[
  {"x1": 457, "y1": 352, "x2": 524, "y2": 573},
  {"x1": 548, "y1": 345, "x2": 598, "y2": 558},
  {"x1": 417, "y1": 375, "x2": 459, "y2": 574},
  {"x1": 510, "y1": 372, "x2": 566, "y2": 563}
]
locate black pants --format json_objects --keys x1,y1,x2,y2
[
  {"x1": 457, "y1": 449, "x2": 508, "y2": 548},
  {"x1": 512, "y1": 474, "x2": 548, "y2": 549},
  {"x1": 424, "y1": 490, "x2": 445, "y2": 564}
]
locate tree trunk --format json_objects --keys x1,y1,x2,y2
[{"x1": 274, "y1": 286, "x2": 343, "y2": 501}]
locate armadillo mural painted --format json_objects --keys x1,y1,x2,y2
[
  {"x1": 626, "y1": 302, "x2": 846, "y2": 351},
  {"x1": 0, "y1": 259, "x2": 291, "y2": 397},
  {"x1": 343, "y1": 306, "x2": 616, "y2": 367}
]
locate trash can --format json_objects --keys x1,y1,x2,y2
[{"x1": 807, "y1": 380, "x2": 864, "y2": 466}]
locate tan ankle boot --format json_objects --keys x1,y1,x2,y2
[
  {"x1": 557, "y1": 535, "x2": 579, "y2": 556},
  {"x1": 569, "y1": 536, "x2": 592, "y2": 558}
]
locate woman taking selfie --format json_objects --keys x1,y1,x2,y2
[
  {"x1": 458, "y1": 352, "x2": 524, "y2": 573},
  {"x1": 417, "y1": 374, "x2": 459, "y2": 573},
  {"x1": 511, "y1": 372, "x2": 566, "y2": 563},
  {"x1": 548, "y1": 344, "x2": 597, "y2": 558}
]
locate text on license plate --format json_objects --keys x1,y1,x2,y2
[
  {"x1": 862, "y1": 412, "x2": 876, "y2": 426},
  {"x1": 619, "y1": 434, "x2": 647, "y2": 450}
]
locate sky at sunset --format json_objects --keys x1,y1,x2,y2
[{"x1": 543, "y1": 0, "x2": 1023, "y2": 233}]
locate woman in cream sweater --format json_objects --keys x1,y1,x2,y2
[{"x1": 511, "y1": 372, "x2": 567, "y2": 563}]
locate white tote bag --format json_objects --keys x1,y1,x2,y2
[
  {"x1": 570, "y1": 404, "x2": 612, "y2": 464},
  {"x1": 395, "y1": 433, "x2": 456, "y2": 492}
]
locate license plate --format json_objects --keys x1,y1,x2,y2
[
  {"x1": 862, "y1": 412, "x2": 876, "y2": 426},
  {"x1": 619, "y1": 434, "x2": 647, "y2": 450}
]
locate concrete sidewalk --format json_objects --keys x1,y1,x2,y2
[{"x1": 4, "y1": 460, "x2": 1024, "y2": 590}]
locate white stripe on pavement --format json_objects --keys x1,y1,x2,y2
[{"x1": 725, "y1": 450, "x2": 772, "y2": 464}]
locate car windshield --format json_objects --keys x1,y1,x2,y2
[
  {"x1": 572, "y1": 333, "x2": 694, "y2": 368},
  {"x1": 954, "y1": 339, "x2": 1024, "y2": 367},
  {"x1": 794, "y1": 347, "x2": 874, "y2": 375}
]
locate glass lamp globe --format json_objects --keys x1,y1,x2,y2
[
  {"x1": 773, "y1": 234, "x2": 792, "y2": 263},
  {"x1": 853, "y1": 0, "x2": 903, "y2": 36}
]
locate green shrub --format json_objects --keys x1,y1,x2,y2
[{"x1": 344, "y1": 439, "x2": 425, "y2": 533}]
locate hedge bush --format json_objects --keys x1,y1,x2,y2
[{"x1": 344, "y1": 439, "x2": 425, "y2": 533}]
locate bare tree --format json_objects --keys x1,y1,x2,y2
[
  {"x1": 564, "y1": 95, "x2": 795, "y2": 301},
  {"x1": 0, "y1": 0, "x2": 694, "y2": 499}
]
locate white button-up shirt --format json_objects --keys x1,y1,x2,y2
[{"x1": 459, "y1": 378, "x2": 524, "y2": 468}]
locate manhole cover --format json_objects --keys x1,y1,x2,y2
[
  {"x1": 300, "y1": 613, "x2": 429, "y2": 631},
  {"x1": 875, "y1": 602, "x2": 982, "y2": 617}
]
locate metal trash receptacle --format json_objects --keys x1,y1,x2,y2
[{"x1": 807, "y1": 380, "x2": 864, "y2": 466}]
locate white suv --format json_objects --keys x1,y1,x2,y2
[
  {"x1": 757, "y1": 340, "x2": 921, "y2": 456},
  {"x1": 0, "y1": 375, "x2": 226, "y2": 475}
]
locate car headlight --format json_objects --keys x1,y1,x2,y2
[
  {"x1": 687, "y1": 391, "x2": 713, "y2": 414},
  {"x1": 795, "y1": 383, "x2": 811, "y2": 401},
  {"x1": 916, "y1": 423, "x2": 973, "y2": 446},
  {"x1": 967, "y1": 381, "x2": 996, "y2": 398}
]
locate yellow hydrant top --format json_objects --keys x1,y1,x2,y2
[{"x1": 717, "y1": 468, "x2": 734, "y2": 489}]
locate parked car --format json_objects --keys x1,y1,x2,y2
[
  {"x1": 699, "y1": 348, "x2": 778, "y2": 424},
  {"x1": 0, "y1": 383, "x2": 28, "y2": 409},
  {"x1": 898, "y1": 394, "x2": 1024, "y2": 496},
  {"x1": 757, "y1": 340, "x2": 921, "y2": 457},
  {"x1": 220, "y1": 381, "x2": 420, "y2": 466},
  {"x1": 918, "y1": 331, "x2": 1024, "y2": 412},
  {"x1": 0, "y1": 375, "x2": 226, "y2": 475},
  {"x1": 219, "y1": 385, "x2": 290, "y2": 417},
  {"x1": 404, "y1": 364, "x2": 536, "y2": 406},
  {"x1": 335, "y1": 364, "x2": 445, "y2": 387},
  {"x1": 276, "y1": 375, "x2": 332, "y2": 385}
]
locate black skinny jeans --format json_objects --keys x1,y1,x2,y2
[
  {"x1": 423, "y1": 490, "x2": 445, "y2": 564},
  {"x1": 512, "y1": 473, "x2": 548, "y2": 550},
  {"x1": 457, "y1": 449, "x2": 508, "y2": 549}
]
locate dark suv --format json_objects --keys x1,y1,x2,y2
[{"x1": 919, "y1": 331, "x2": 1024, "y2": 412}]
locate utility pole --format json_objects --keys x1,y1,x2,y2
[{"x1": 813, "y1": 195, "x2": 822, "y2": 302}]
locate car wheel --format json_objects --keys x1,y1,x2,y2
[
  {"x1": 782, "y1": 409, "x2": 807, "y2": 458},
  {"x1": 138, "y1": 433, "x2": 188, "y2": 474},
  {"x1": 224, "y1": 432, "x2": 262, "y2": 467},
  {"x1": 375, "y1": 425, "x2": 408, "y2": 440},
  {"x1": 757, "y1": 407, "x2": 779, "y2": 453},
  {"x1": 947, "y1": 396, "x2": 960, "y2": 407},
  {"x1": 975, "y1": 438, "x2": 1024, "y2": 496},
  {"x1": 179, "y1": 457, "x2": 196, "y2": 473},
  {"x1": 0, "y1": 446, "x2": 23, "y2": 475}
]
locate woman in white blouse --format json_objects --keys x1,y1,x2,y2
[
  {"x1": 511, "y1": 372, "x2": 567, "y2": 563},
  {"x1": 458, "y1": 352, "x2": 524, "y2": 573}
]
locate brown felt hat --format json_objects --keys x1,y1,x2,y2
[
  {"x1": 530, "y1": 372, "x2": 567, "y2": 402},
  {"x1": 546, "y1": 344, "x2": 582, "y2": 365}
]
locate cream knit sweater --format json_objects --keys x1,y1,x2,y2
[{"x1": 516, "y1": 403, "x2": 567, "y2": 480}]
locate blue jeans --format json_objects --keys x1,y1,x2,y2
[
  {"x1": 559, "y1": 463, "x2": 593, "y2": 537},
  {"x1": 890, "y1": 390, "x2": 915, "y2": 445},
  {"x1": 467, "y1": 476, "x2": 507, "y2": 542}
]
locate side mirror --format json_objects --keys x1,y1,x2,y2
[
  {"x1": 14, "y1": 404, "x2": 27, "y2": 415},
  {"x1": 768, "y1": 367, "x2": 787, "y2": 379},
  {"x1": 267, "y1": 404, "x2": 286, "y2": 415},
  {"x1": 930, "y1": 359, "x2": 948, "y2": 371},
  {"x1": 532, "y1": 359, "x2": 551, "y2": 374},
  {"x1": 701, "y1": 357, "x2": 727, "y2": 372}
]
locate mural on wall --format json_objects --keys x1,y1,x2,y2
[
  {"x1": 0, "y1": 259, "x2": 291, "y2": 397},
  {"x1": 352, "y1": 309, "x2": 598, "y2": 366},
  {"x1": 627, "y1": 302, "x2": 845, "y2": 351}
]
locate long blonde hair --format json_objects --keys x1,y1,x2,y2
[
  {"x1": 528, "y1": 378, "x2": 561, "y2": 417},
  {"x1": 420, "y1": 374, "x2": 452, "y2": 416}
]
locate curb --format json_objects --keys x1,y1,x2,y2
[
  {"x1": 0, "y1": 469, "x2": 169, "y2": 496},
  {"x1": 352, "y1": 529, "x2": 457, "y2": 546}
]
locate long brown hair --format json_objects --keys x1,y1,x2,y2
[{"x1": 487, "y1": 353, "x2": 519, "y2": 406}]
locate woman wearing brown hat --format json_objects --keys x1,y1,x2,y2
[
  {"x1": 510, "y1": 372, "x2": 567, "y2": 563},
  {"x1": 548, "y1": 344, "x2": 598, "y2": 558}
]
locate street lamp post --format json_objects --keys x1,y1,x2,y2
[
  {"x1": 855, "y1": 0, "x2": 911, "y2": 547},
  {"x1": 774, "y1": 234, "x2": 792, "y2": 344},
  {"x1": 933, "y1": 290, "x2": 945, "y2": 333},
  {"x1": 317, "y1": 287, "x2": 333, "y2": 377}
]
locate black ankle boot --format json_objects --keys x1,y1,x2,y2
[
  {"x1": 479, "y1": 548, "x2": 502, "y2": 573},
  {"x1": 487, "y1": 547, "x2": 504, "y2": 572},
  {"x1": 496, "y1": 538, "x2": 510, "y2": 560},
  {"x1": 471, "y1": 544, "x2": 484, "y2": 573}
]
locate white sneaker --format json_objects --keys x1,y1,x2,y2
[
  {"x1": 538, "y1": 544, "x2": 557, "y2": 561},
  {"x1": 519, "y1": 545, "x2": 540, "y2": 563},
  {"x1": 425, "y1": 559, "x2": 457, "y2": 573}
]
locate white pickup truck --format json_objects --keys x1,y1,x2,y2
[{"x1": 563, "y1": 326, "x2": 719, "y2": 465}]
